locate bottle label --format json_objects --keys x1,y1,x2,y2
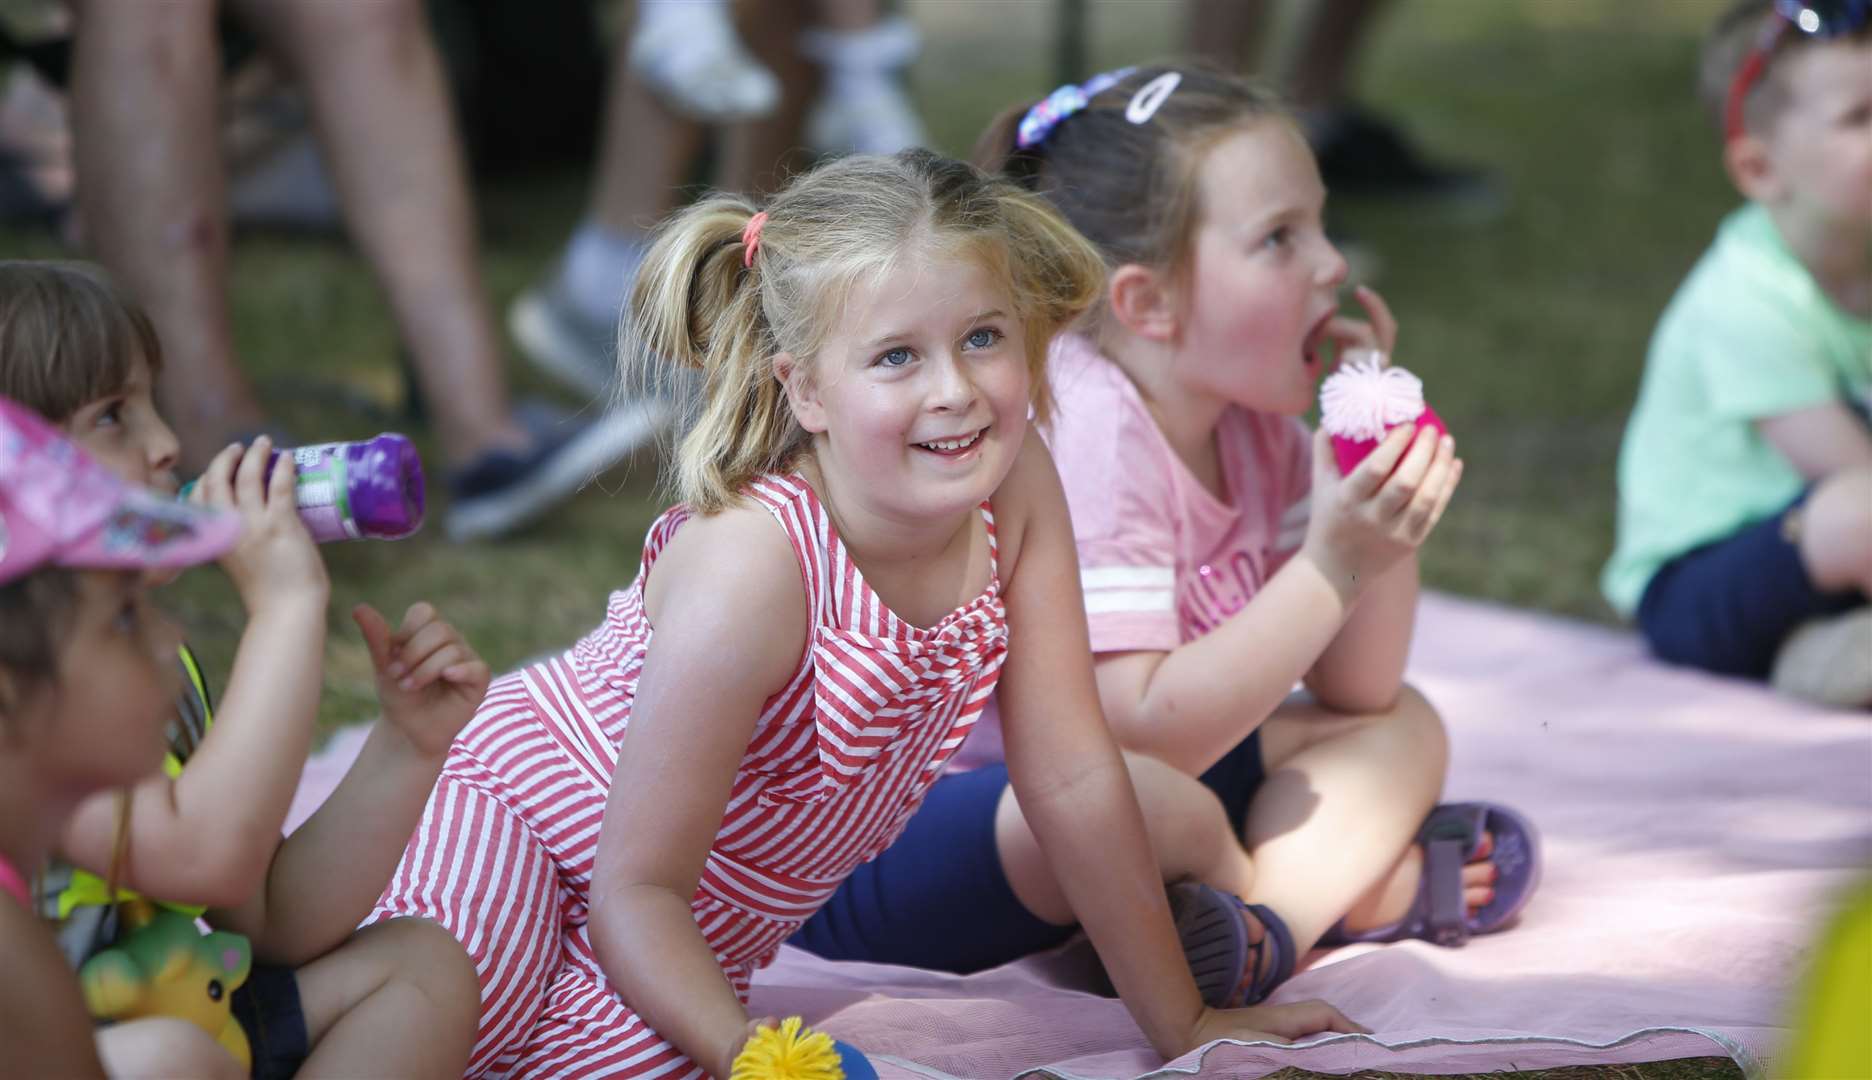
[{"x1": 289, "y1": 443, "x2": 360, "y2": 542}]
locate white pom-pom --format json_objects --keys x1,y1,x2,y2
[{"x1": 1319, "y1": 353, "x2": 1425, "y2": 442}]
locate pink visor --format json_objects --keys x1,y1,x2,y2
[{"x1": 0, "y1": 396, "x2": 239, "y2": 585}]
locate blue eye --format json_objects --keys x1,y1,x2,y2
[
  {"x1": 877, "y1": 347, "x2": 914, "y2": 368},
  {"x1": 964, "y1": 327, "x2": 1002, "y2": 350},
  {"x1": 98, "y1": 401, "x2": 124, "y2": 427},
  {"x1": 1261, "y1": 226, "x2": 1292, "y2": 251}
]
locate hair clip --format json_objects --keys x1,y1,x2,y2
[
  {"x1": 1125, "y1": 71, "x2": 1182, "y2": 126},
  {"x1": 741, "y1": 211, "x2": 768, "y2": 269},
  {"x1": 1016, "y1": 66, "x2": 1137, "y2": 150}
]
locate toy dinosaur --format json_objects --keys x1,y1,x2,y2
[{"x1": 79, "y1": 898, "x2": 253, "y2": 1069}]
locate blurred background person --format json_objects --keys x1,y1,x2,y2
[
  {"x1": 54, "y1": 0, "x2": 661, "y2": 540},
  {"x1": 1185, "y1": 0, "x2": 1503, "y2": 218},
  {"x1": 511, "y1": 0, "x2": 929, "y2": 401}
]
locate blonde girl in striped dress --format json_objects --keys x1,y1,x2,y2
[{"x1": 366, "y1": 149, "x2": 1362, "y2": 1078}]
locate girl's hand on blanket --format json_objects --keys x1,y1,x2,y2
[
  {"x1": 192, "y1": 435, "x2": 328, "y2": 614},
  {"x1": 720, "y1": 1016, "x2": 780, "y2": 1080},
  {"x1": 1300, "y1": 422, "x2": 1462, "y2": 604},
  {"x1": 355, "y1": 601, "x2": 491, "y2": 760},
  {"x1": 1192, "y1": 1000, "x2": 1369, "y2": 1047}
]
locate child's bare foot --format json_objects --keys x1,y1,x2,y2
[
  {"x1": 1324, "y1": 802, "x2": 1542, "y2": 947},
  {"x1": 1339, "y1": 830, "x2": 1498, "y2": 934}
]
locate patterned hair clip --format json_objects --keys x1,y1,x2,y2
[{"x1": 1016, "y1": 66, "x2": 1137, "y2": 150}]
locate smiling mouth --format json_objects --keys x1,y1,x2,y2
[{"x1": 914, "y1": 427, "x2": 987, "y2": 455}]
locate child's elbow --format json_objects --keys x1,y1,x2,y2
[
  {"x1": 1106, "y1": 693, "x2": 1211, "y2": 777},
  {"x1": 1306, "y1": 672, "x2": 1406, "y2": 716},
  {"x1": 181, "y1": 828, "x2": 278, "y2": 908}
]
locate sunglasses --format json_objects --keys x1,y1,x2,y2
[{"x1": 1724, "y1": 0, "x2": 1872, "y2": 140}]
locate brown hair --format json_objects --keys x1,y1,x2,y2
[
  {"x1": 974, "y1": 64, "x2": 1287, "y2": 283},
  {"x1": 625, "y1": 148, "x2": 1106, "y2": 514},
  {"x1": 0, "y1": 260, "x2": 163, "y2": 424},
  {"x1": 1700, "y1": 0, "x2": 1872, "y2": 137}
]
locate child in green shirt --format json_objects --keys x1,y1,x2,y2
[{"x1": 1604, "y1": 0, "x2": 1871, "y2": 708}]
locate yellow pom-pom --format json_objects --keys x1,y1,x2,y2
[{"x1": 730, "y1": 1017, "x2": 846, "y2": 1080}]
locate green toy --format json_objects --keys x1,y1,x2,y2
[{"x1": 79, "y1": 899, "x2": 253, "y2": 1070}]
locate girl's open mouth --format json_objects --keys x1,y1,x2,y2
[{"x1": 1303, "y1": 309, "x2": 1336, "y2": 370}]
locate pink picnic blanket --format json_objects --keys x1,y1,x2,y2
[{"x1": 289, "y1": 593, "x2": 1871, "y2": 1079}]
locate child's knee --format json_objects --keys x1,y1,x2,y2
[
  {"x1": 1802, "y1": 468, "x2": 1872, "y2": 590},
  {"x1": 97, "y1": 1017, "x2": 245, "y2": 1080},
  {"x1": 1121, "y1": 752, "x2": 1237, "y2": 869},
  {"x1": 375, "y1": 917, "x2": 481, "y2": 1016},
  {"x1": 1387, "y1": 684, "x2": 1450, "y2": 775}
]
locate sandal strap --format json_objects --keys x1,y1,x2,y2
[
  {"x1": 1240, "y1": 902, "x2": 1296, "y2": 1005},
  {"x1": 1418, "y1": 806, "x2": 1485, "y2": 947}
]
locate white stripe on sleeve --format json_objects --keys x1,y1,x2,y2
[
  {"x1": 1081, "y1": 567, "x2": 1176, "y2": 614},
  {"x1": 1081, "y1": 566, "x2": 1175, "y2": 591},
  {"x1": 1085, "y1": 589, "x2": 1177, "y2": 615}
]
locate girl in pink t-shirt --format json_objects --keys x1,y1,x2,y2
[
  {"x1": 796, "y1": 71, "x2": 1540, "y2": 1009},
  {"x1": 974, "y1": 66, "x2": 1543, "y2": 988}
]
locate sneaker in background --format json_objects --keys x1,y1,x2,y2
[
  {"x1": 444, "y1": 398, "x2": 668, "y2": 542},
  {"x1": 800, "y1": 16, "x2": 927, "y2": 155},
  {"x1": 1308, "y1": 105, "x2": 1506, "y2": 222},
  {"x1": 629, "y1": 0, "x2": 779, "y2": 123},
  {"x1": 1772, "y1": 607, "x2": 1872, "y2": 710},
  {"x1": 509, "y1": 276, "x2": 622, "y2": 402}
]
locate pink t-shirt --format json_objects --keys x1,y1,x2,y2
[{"x1": 950, "y1": 333, "x2": 1313, "y2": 771}]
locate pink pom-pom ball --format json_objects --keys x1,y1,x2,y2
[{"x1": 1318, "y1": 353, "x2": 1449, "y2": 476}]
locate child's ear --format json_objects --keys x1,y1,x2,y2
[
  {"x1": 1723, "y1": 132, "x2": 1783, "y2": 204},
  {"x1": 773, "y1": 352, "x2": 827, "y2": 434},
  {"x1": 1107, "y1": 263, "x2": 1180, "y2": 344}
]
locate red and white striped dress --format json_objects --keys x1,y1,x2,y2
[{"x1": 368, "y1": 475, "x2": 1007, "y2": 1078}]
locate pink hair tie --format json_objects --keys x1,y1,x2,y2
[{"x1": 742, "y1": 211, "x2": 769, "y2": 268}]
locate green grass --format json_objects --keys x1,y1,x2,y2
[{"x1": 0, "y1": 3, "x2": 1753, "y2": 1077}]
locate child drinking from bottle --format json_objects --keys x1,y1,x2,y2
[
  {"x1": 0, "y1": 259, "x2": 485, "y2": 1079},
  {"x1": 0, "y1": 395, "x2": 244, "y2": 1077}
]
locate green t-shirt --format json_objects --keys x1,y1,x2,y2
[{"x1": 1603, "y1": 204, "x2": 1872, "y2": 616}]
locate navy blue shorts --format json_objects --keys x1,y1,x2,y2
[
  {"x1": 230, "y1": 963, "x2": 309, "y2": 1080},
  {"x1": 790, "y1": 763, "x2": 1074, "y2": 973},
  {"x1": 791, "y1": 733, "x2": 1268, "y2": 972},
  {"x1": 1199, "y1": 730, "x2": 1267, "y2": 830},
  {"x1": 1638, "y1": 493, "x2": 1864, "y2": 679}
]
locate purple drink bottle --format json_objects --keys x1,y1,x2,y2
[{"x1": 181, "y1": 433, "x2": 425, "y2": 542}]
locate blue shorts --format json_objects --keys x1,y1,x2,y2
[
  {"x1": 1200, "y1": 729, "x2": 1268, "y2": 831},
  {"x1": 790, "y1": 732, "x2": 1267, "y2": 972},
  {"x1": 789, "y1": 763, "x2": 1073, "y2": 972},
  {"x1": 231, "y1": 963, "x2": 309, "y2": 1080},
  {"x1": 1638, "y1": 493, "x2": 1864, "y2": 679}
]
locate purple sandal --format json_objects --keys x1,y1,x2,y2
[
  {"x1": 1169, "y1": 881, "x2": 1296, "y2": 1007},
  {"x1": 1322, "y1": 801, "x2": 1542, "y2": 948}
]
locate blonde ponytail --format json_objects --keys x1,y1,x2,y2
[
  {"x1": 622, "y1": 150, "x2": 1108, "y2": 514},
  {"x1": 623, "y1": 196, "x2": 806, "y2": 515}
]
